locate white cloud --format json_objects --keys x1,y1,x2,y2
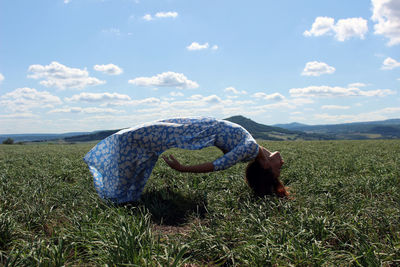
[
  {"x1": 224, "y1": 87, "x2": 247, "y2": 95},
  {"x1": 252, "y1": 92, "x2": 285, "y2": 101},
  {"x1": 302, "y1": 61, "x2": 336, "y2": 76},
  {"x1": 203, "y1": 95, "x2": 222, "y2": 104},
  {"x1": 187, "y1": 42, "x2": 209, "y2": 51},
  {"x1": 290, "y1": 85, "x2": 395, "y2": 98},
  {"x1": 49, "y1": 107, "x2": 124, "y2": 114},
  {"x1": 186, "y1": 42, "x2": 218, "y2": 51},
  {"x1": 130, "y1": 97, "x2": 160, "y2": 105},
  {"x1": 129, "y1": 71, "x2": 199, "y2": 89},
  {"x1": 321, "y1": 105, "x2": 351, "y2": 110},
  {"x1": 0, "y1": 73, "x2": 4, "y2": 83},
  {"x1": 304, "y1": 16, "x2": 368, "y2": 41},
  {"x1": 143, "y1": 11, "x2": 178, "y2": 21},
  {"x1": 334, "y1": 18, "x2": 368, "y2": 41},
  {"x1": 65, "y1": 92, "x2": 162, "y2": 108},
  {"x1": 0, "y1": 112, "x2": 38, "y2": 119},
  {"x1": 99, "y1": 97, "x2": 161, "y2": 107},
  {"x1": 28, "y1": 61, "x2": 105, "y2": 90},
  {"x1": 66, "y1": 92, "x2": 131, "y2": 102},
  {"x1": 170, "y1": 91, "x2": 184, "y2": 97},
  {"x1": 64, "y1": 0, "x2": 70, "y2": 3},
  {"x1": 371, "y1": 0, "x2": 400, "y2": 46},
  {"x1": 253, "y1": 97, "x2": 313, "y2": 112},
  {"x1": 382, "y1": 57, "x2": 400, "y2": 69},
  {"x1": 256, "y1": 102, "x2": 296, "y2": 111},
  {"x1": 189, "y1": 94, "x2": 203, "y2": 100},
  {"x1": 348, "y1": 82, "x2": 368, "y2": 88},
  {"x1": 155, "y1": 11, "x2": 178, "y2": 19},
  {"x1": 314, "y1": 106, "x2": 400, "y2": 123},
  {"x1": 0, "y1": 87, "x2": 62, "y2": 112},
  {"x1": 142, "y1": 14, "x2": 153, "y2": 21},
  {"x1": 94, "y1": 64, "x2": 123, "y2": 75},
  {"x1": 304, "y1": 17, "x2": 335, "y2": 37}
]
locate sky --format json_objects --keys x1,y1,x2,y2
[{"x1": 0, "y1": 0, "x2": 399, "y2": 134}]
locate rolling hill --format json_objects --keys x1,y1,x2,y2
[
  {"x1": 274, "y1": 119, "x2": 400, "y2": 139},
  {"x1": 224, "y1": 115, "x2": 332, "y2": 140}
]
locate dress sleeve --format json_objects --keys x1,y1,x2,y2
[{"x1": 213, "y1": 141, "x2": 259, "y2": 171}]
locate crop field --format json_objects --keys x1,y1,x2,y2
[{"x1": 0, "y1": 140, "x2": 399, "y2": 266}]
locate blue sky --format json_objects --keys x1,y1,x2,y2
[{"x1": 0, "y1": 0, "x2": 399, "y2": 133}]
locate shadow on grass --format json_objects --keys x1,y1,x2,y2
[{"x1": 136, "y1": 188, "x2": 208, "y2": 226}]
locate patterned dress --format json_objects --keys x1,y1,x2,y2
[{"x1": 83, "y1": 117, "x2": 259, "y2": 203}]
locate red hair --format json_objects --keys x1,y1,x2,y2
[{"x1": 245, "y1": 160, "x2": 289, "y2": 198}]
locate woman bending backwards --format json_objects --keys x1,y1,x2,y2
[{"x1": 84, "y1": 117, "x2": 288, "y2": 204}]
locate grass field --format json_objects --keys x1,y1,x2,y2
[{"x1": 0, "y1": 140, "x2": 399, "y2": 266}]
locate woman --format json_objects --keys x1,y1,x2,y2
[{"x1": 84, "y1": 117, "x2": 288, "y2": 204}]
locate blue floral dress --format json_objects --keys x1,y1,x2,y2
[{"x1": 84, "y1": 117, "x2": 259, "y2": 203}]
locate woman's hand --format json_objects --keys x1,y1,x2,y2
[
  {"x1": 162, "y1": 154, "x2": 215, "y2": 173},
  {"x1": 162, "y1": 154, "x2": 183, "y2": 171}
]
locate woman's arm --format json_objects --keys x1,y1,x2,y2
[{"x1": 162, "y1": 154, "x2": 215, "y2": 173}]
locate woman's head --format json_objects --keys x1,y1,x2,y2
[{"x1": 245, "y1": 159, "x2": 289, "y2": 198}]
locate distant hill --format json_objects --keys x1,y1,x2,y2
[
  {"x1": 224, "y1": 115, "x2": 333, "y2": 141},
  {"x1": 274, "y1": 119, "x2": 400, "y2": 140},
  {"x1": 273, "y1": 122, "x2": 309, "y2": 130},
  {"x1": 63, "y1": 130, "x2": 120, "y2": 142},
  {"x1": 0, "y1": 132, "x2": 90, "y2": 143}
]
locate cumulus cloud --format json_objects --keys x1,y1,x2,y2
[
  {"x1": 252, "y1": 92, "x2": 285, "y2": 101},
  {"x1": 304, "y1": 17, "x2": 335, "y2": 37},
  {"x1": 382, "y1": 57, "x2": 400, "y2": 69},
  {"x1": 129, "y1": 71, "x2": 199, "y2": 89},
  {"x1": 302, "y1": 61, "x2": 336, "y2": 76},
  {"x1": 348, "y1": 82, "x2": 368, "y2": 87},
  {"x1": 315, "y1": 107, "x2": 400, "y2": 123},
  {"x1": 65, "y1": 92, "x2": 131, "y2": 102},
  {"x1": 163, "y1": 94, "x2": 253, "y2": 112},
  {"x1": 371, "y1": 0, "x2": 400, "y2": 46},
  {"x1": 94, "y1": 64, "x2": 123, "y2": 75},
  {"x1": 0, "y1": 73, "x2": 4, "y2": 83},
  {"x1": 187, "y1": 42, "x2": 209, "y2": 51},
  {"x1": 186, "y1": 42, "x2": 219, "y2": 51},
  {"x1": 156, "y1": 11, "x2": 178, "y2": 18},
  {"x1": 0, "y1": 87, "x2": 62, "y2": 112},
  {"x1": 321, "y1": 105, "x2": 351, "y2": 110},
  {"x1": 28, "y1": 61, "x2": 105, "y2": 90},
  {"x1": 65, "y1": 92, "x2": 163, "y2": 108},
  {"x1": 0, "y1": 112, "x2": 38, "y2": 119},
  {"x1": 289, "y1": 85, "x2": 395, "y2": 98},
  {"x1": 170, "y1": 91, "x2": 184, "y2": 97},
  {"x1": 143, "y1": 11, "x2": 178, "y2": 21},
  {"x1": 334, "y1": 18, "x2": 369, "y2": 41},
  {"x1": 224, "y1": 87, "x2": 247, "y2": 95},
  {"x1": 304, "y1": 16, "x2": 368, "y2": 41},
  {"x1": 104, "y1": 97, "x2": 161, "y2": 107},
  {"x1": 49, "y1": 107, "x2": 124, "y2": 114},
  {"x1": 142, "y1": 14, "x2": 153, "y2": 21},
  {"x1": 202, "y1": 95, "x2": 222, "y2": 104}
]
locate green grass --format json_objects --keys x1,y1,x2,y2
[{"x1": 0, "y1": 140, "x2": 399, "y2": 266}]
